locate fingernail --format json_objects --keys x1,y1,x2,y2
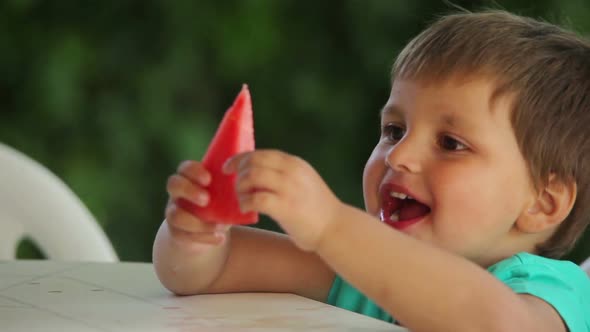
[
  {"x1": 199, "y1": 173, "x2": 211, "y2": 186},
  {"x1": 214, "y1": 232, "x2": 226, "y2": 243},
  {"x1": 237, "y1": 197, "x2": 245, "y2": 212},
  {"x1": 196, "y1": 193, "x2": 209, "y2": 206},
  {"x1": 215, "y1": 224, "x2": 230, "y2": 232},
  {"x1": 222, "y1": 158, "x2": 231, "y2": 174}
]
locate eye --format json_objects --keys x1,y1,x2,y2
[
  {"x1": 438, "y1": 135, "x2": 467, "y2": 151},
  {"x1": 382, "y1": 123, "x2": 405, "y2": 142}
]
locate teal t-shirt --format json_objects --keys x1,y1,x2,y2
[{"x1": 327, "y1": 252, "x2": 590, "y2": 331}]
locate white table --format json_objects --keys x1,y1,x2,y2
[{"x1": 0, "y1": 260, "x2": 405, "y2": 331}]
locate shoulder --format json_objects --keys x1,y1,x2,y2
[
  {"x1": 488, "y1": 252, "x2": 588, "y2": 286},
  {"x1": 489, "y1": 252, "x2": 590, "y2": 332}
]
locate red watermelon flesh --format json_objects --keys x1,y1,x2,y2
[{"x1": 180, "y1": 84, "x2": 258, "y2": 224}]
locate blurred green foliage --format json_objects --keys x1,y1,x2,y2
[{"x1": 2, "y1": 0, "x2": 589, "y2": 263}]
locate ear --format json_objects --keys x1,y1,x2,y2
[{"x1": 516, "y1": 174, "x2": 577, "y2": 234}]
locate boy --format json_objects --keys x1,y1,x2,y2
[{"x1": 153, "y1": 10, "x2": 590, "y2": 332}]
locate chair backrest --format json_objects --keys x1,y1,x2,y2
[
  {"x1": 581, "y1": 257, "x2": 590, "y2": 277},
  {"x1": 0, "y1": 143, "x2": 118, "y2": 262}
]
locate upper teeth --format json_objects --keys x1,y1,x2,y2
[{"x1": 390, "y1": 191, "x2": 412, "y2": 200}]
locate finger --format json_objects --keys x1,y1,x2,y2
[
  {"x1": 177, "y1": 160, "x2": 211, "y2": 186},
  {"x1": 223, "y1": 150, "x2": 288, "y2": 175},
  {"x1": 165, "y1": 201, "x2": 219, "y2": 233},
  {"x1": 223, "y1": 152, "x2": 252, "y2": 174},
  {"x1": 238, "y1": 191, "x2": 278, "y2": 216},
  {"x1": 167, "y1": 224, "x2": 226, "y2": 246},
  {"x1": 167, "y1": 174, "x2": 209, "y2": 206},
  {"x1": 235, "y1": 165, "x2": 284, "y2": 195},
  {"x1": 168, "y1": 201, "x2": 232, "y2": 233}
]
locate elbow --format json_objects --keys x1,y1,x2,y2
[
  {"x1": 152, "y1": 254, "x2": 201, "y2": 296},
  {"x1": 152, "y1": 255, "x2": 215, "y2": 296},
  {"x1": 154, "y1": 265, "x2": 205, "y2": 296},
  {"x1": 164, "y1": 284, "x2": 201, "y2": 297}
]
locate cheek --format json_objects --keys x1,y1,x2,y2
[
  {"x1": 362, "y1": 148, "x2": 385, "y2": 213},
  {"x1": 434, "y1": 164, "x2": 524, "y2": 229}
]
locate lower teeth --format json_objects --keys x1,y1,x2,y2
[{"x1": 390, "y1": 212, "x2": 400, "y2": 222}]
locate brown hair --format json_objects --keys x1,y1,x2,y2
[{"x1": 392, "y1": 10, "x2": 590, "y2": 258}]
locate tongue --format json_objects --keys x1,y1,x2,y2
[{"x1": 399, "y1": 201, "x2": 430, "y2": 221}]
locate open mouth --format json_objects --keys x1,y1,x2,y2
[{"x1": 380, "y1": 184, "x2": 431, "y2": 230}]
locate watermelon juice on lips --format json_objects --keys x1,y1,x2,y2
[{"x1": 179, "y1": 85, "x2": 259, "y2": 225}]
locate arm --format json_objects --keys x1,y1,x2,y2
[
  {"x1": 317, "y1": 205, "x2": 567, "y2": 332},
  {"x1": 153, "y1": 222, "x2": 335, "y2": 301},
  {"x1": 224, "y1": 150, "x2": 568, "y2": 332},
  {"x1": 152, "y1": 159, "x2": 334, "y2": 300}
]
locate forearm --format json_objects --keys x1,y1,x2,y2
[
  {"x1": 152, "y1": 221, "x2": 229, "y2": 295},
  {"x1": 316, "y1": 205, "x2": 534, "y2": 332}
]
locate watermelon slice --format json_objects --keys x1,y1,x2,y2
[{"x1": 179, "y1": 84, "x2": 258, "y2": 224}]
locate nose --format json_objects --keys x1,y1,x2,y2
[{"x1": 385, "y1": 136, "x2": 422, "y2": 174}]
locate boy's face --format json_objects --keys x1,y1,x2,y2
[{"x1": 363, "y1": 77, "x2": 538, "y2": 266}]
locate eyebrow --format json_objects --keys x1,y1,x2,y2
[
  {"x1": 380, "y1": 104, "x2": 464, "y2": 129},
  {"x1": 380, "y1": 104, "x2": 402, "y2": 117},
  {"x1": 440, "y1": 114, "x2": 456, "y2": 128}
]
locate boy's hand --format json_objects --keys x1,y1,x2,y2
[
  {"x1": 165, "y1": 160, "x2": 230, "y2": 250},
  {"x1": 223, "y1": 150, "x2": 343, "y2": 252}
]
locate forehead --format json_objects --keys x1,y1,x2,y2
[{"x1": 382, "y1": 75, "x2": 515, "y2": 119}]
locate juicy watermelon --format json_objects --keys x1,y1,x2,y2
[{"x1": 180, "y1": 84, "x2": 258, "y2": 224}]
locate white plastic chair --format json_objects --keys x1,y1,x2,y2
[{"x1": 0, "y1": 143, "x2": 118, "y2": 261}]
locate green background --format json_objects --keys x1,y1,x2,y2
[{"x1": 2, "y1": 0, "x2": 589, "y2": 263}]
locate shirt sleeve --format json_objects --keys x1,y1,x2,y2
[
  {"x1": 328, "y1": 274, "x2": 395, "y2": 323},
  {"x1": 488, "y1": 253, "x2": 590, "y2": 332}
]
